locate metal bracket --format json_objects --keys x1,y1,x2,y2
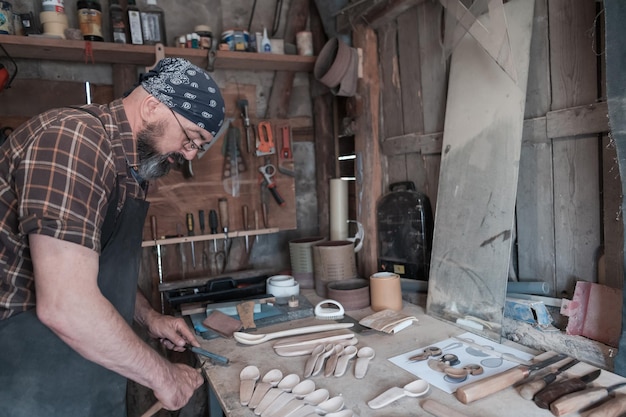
[
  {"x1": 146, "y1": 43, "x2": 165, "y2": 72},
  {"x1": 207, "y1": 48, "x2": 217, "y2": 72}
]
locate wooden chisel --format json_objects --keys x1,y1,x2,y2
[
  {"x1": 455, "y1": 353, "x2": 567, "y2": 404},
  {"x1": 518, "y1": 358, "x2": 579, "y2": 400},
  {"x1": 587, "y1": 393, "x2": 626, "y2": 417},
  {"x1": 533, "y1": 369, "x2": 602, "y2": 409},
  {"x1": 550, "y1": 382, "x2": 626, "y2": 416}
]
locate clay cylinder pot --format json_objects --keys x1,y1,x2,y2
[
  {"x1": 369, "y1": 271, "x2": 403, "y2": 311},
  {"x1": 288, "y1": 236, "x2": 326, "y2": 289},
  {"x1": 312, "y1": 240, "x2": 358, "y2": 297}
]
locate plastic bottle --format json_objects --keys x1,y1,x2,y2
[
  {"x1": 141, "y1": 0, "x2": 166, "y2": 45},
  {"x1": 261, "y1": 27, "x2": 271, "y2": 53},
  {"x1": 109, "y1": 0, "x2": 126, "y2": 43},
  {"x1": 77, "y1": 0, "x2": 103, "y2": 41},
  {"x1": 126, "y1": 0, "x2": 143, "y2": 45}
]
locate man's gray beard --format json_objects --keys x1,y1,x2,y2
[
  {"x1": 136, "y1": 121, "x2": 185, "y2": 181},
  {"x1": 137, "y1": 153, "x2": 172, "y2": 180}
]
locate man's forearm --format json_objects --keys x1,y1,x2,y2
[
  {"x1": 134, "y1": 288, "x2": 160, "y2": 328},
  {"x1": 32, "y1": 235, "x2": 174, "y2": 393}
]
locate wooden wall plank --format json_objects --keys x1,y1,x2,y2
[
  {"x1": 0, "y1": 79, "x2": 114, "y2": 116},
  {"x1": 379, "y1": 21, "x2": 407, "y2": 184},
  {"x1": 397, "y1": 6, "x2": 430, "y2": 200},
  {"x1": 416, "y1": 0, "x2": 446, "y2": 210},
  {"x1": 353, "y1": 24, "x2": 382, "y2": 278},
  {"x1": 598, "y1": 2, "x2": 623, "y2": 291},
  {"x1": 516, "y1": 0, "x2": 555, "y2": 291},
  {"x1": 549, "y1": 0, "x2": 601, "y2": 296},
  {"x1": 266, "y1": 0, "x2": 310, "y2": 119}
]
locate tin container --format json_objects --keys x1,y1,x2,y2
[
  {"x1": 0, "y1": 1, "x2": 14, "y2": 35},
  {"x1": 221, "y1": 28, "x2": 249, "y2": 51},
  {"x1": 42, "y1": 0, "x2": 64, "y2": 12}
]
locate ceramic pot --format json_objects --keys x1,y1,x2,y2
[{"x1": 369, "y1": 272, "x2": 402, "y2": 311}]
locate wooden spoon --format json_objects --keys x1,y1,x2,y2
[
  {"x1": 367, "y1": 379, "x2": 430, "y2": 409},
  {"x1": 248, "y1": 369, "x2": 284, "y2": 409},
  {"x1": 334, "y1": 345, "x2": 358, "y2": 377},
  {"x1": 312, "y1": 344, "x2": 335, "y2": 376},
  {"x1": 324, "y1": 344, "x2": 345, "y2": 377},
  {"x1": 270, "y1": 388, "x2": 329, "y2": 417},
  {"x1": 240, "y1": 365, "x2": 261, "y2": 406},
  {"x1": 303, "y1": 344, "x2": 325, "y2": 378}
]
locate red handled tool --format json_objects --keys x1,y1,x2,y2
[
  {"x1": 256, "y1": 121, "x2": 275, "y2": 156},
  {"x1": 259, "y1": 164, "x2": 285, "y2": 206}
]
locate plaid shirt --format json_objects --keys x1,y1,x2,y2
[{"x1": 0, "y1": 99, "x2": 144, "y2": 319}]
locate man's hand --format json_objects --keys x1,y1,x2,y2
[
  {"x1": 154, "y1": 362, "x2": 204, "y2": 411},
  {"x1": 134, "y1": 291, "x2": 200, "y2": 350},
  {"x1": 149, "y1": 315, "x2": 199, "y2": 352}
]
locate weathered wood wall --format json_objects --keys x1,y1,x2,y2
[{"x1": 375, "y1": 0, "x2": 619, "y2": 301}]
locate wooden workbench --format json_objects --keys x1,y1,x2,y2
[{"x1": 198, "y1": 292, "x2": 626, "y2": 417}]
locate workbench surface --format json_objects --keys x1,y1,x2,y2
[{"x1": 198, "y1": 292, "x2": 626, "y2": 417}]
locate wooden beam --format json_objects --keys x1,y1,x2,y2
[
  {"x1": 381, "y1": 101, "x2": 610, "y2": 156},
  {"x1": 336, "y1": 0, "x2": 427, "y2": 34},
  {"x1": 353, "y1": 24, "x2": 382, "y2": 278},
  {"x1": 310, "y1": 1, "x2": 336, "y2": 238}
]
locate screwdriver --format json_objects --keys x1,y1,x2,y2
[
  {"x1": 199, "y1": 210, "x2": 208, "y2": 270},
  {"x1": 242, "y1": 205, "x2": 249, "y2": 252},
  {"x1": 218, "y1": 198, "x2": 230, "y2": 272},
  {"x1": 186, "y1": 213, "x2": 196, "y2": 269},
  {"x1": 209, "y1": 209, "x2": 218, "y2": 251}
]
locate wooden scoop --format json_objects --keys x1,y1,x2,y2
[
  {"x1": 233, "y1": 323, "x2": 354, "y2": 345},
  {"x1": 367, "y1": 380, "x2": 430, "y2": 409}
]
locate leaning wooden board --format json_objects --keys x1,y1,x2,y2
[{"x1": 427, "y1": 0, "x2": 534, "y2": 341}]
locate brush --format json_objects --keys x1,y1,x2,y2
[{"x1": 314, "y1": 299, "x2": 345, "y2": 320}]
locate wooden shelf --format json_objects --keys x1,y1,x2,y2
[
  {"x1": 0, "y1": 35, "x2": 316, "y2": 72},
  {"x1": 141, "y1": 227, "x2": 280, "y2": 248}
]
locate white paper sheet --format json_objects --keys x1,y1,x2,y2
[{"x1": 388, "y1": 332, "x2": 534, "y2": 394}]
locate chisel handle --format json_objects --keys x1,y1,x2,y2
[
  {"x1": 422, "y1": 399, "x2": 469, "y2": 417},
  {"x1": 534, "y1": 378, "x2": 588, "y2": 409},
  {"x1": 209, "y1": 209, "x2": 218, "y2": 234},
  {"x1": 587, "y1": 394, "x2": 626, "y2": 417},
  {"x1": 218, "y1": 198, "x2": 229, "y2": 231},
  {"x1": 150, "y1": 215, "x2": 158, "y2": 241},
  {"x1": 455, "y1": 367, "x2": 530, "y2": 404},
  {"x1": 519, "y1": 376, "x2": 551, "y2": 400},
  {"x1": 199, "y1": 210, "x2": 205, "y2": 234},
  {"x1": 550, "y1": 387, "x2": 610, "y2": 416}
]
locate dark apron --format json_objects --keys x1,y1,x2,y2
[{"x1": 0, "y1": 192, "x2": 149, "y2": 417}]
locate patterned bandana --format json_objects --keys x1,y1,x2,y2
[{"x1": 140, "y1": 58, "x2": 226, "y2": 140}]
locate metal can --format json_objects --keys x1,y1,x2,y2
[
  {"x1": 0, "y1": 1, "x2": 14, "y2": 35},
  {"x1": 221, "y1": 28, "x2": 249, "y2": 51}
]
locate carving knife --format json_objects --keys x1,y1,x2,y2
[
  {"x1": 550, "y1": 382, "x2": 626, "y2": 416},
  {"x1": 533, "y1": 368, "x2": 602, "y2": 409},
  {"x1": 518, "y1": 358, "x2": 580, "y2": 400},
  {"x1": 455, "y1": 352, "x2": 567, "y2": 404}
]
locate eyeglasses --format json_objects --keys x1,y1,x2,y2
[{"x1": 169, "y1": 108, "x2": 205, "y2": 152}]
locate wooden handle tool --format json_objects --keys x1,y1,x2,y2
[
  {"x1": 140, "y1": 400, "x2": 162, "y2": 417},
  {"x1": 533, "y1": 369, "x2": 601, "y2": 409},
  {"x1": 587, "y1": 393, "x2": 626, "y2": 417},
  {"x1": 518, "y1": 358, "x2": 579, "y2": 400},
  {"x1": 422, "y1": 399, "x2": 469, "y2": 417},
  {"x1": 455, "y1": 353, "x2": 567, "y2": 404},
  {"x1": 550, "y1": 383, "x2": 626, "y2": 416}
]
